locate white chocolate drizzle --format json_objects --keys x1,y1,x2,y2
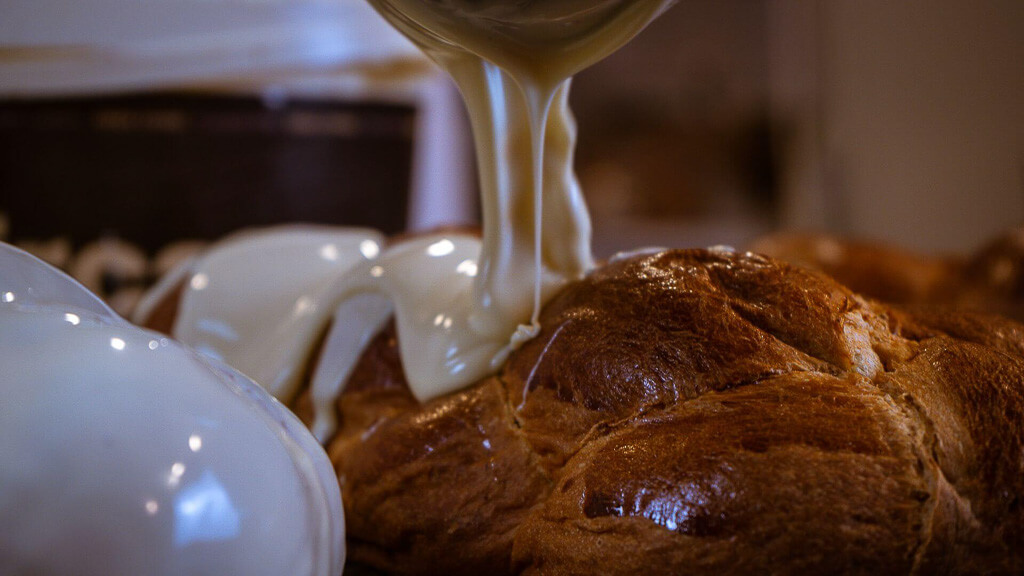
[
  {"x1": 134, "y1": 225, "x2": 386, "y2": 405},
  {"x1": 140, "y1": 0, "x2": 676, "y2": 442}
]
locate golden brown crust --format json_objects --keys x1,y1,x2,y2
[
  {"x1": 749, "y1": 232, "x2": 958, "y2": 307},
  {"x1": 328, "y1": 249, "x2": 1024, "y2": 575},
  {"x1": 750, "y1": 228, "x2": 1024, "y2": 324},
  {"x1": 513, "y1": 372, "x2": 929, "y2": 575}
]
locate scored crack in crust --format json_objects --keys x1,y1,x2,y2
[{"x1": 300, "y1": 249, "x2": 1024, "y2": 575}]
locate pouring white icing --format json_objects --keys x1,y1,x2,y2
[
  {"x1": 0, "y1": 243, "x2": 345, "y2": 576},
  {"x1": 341, "y1": 0, "x2": 676, "y2": 414},
  {"x1": 367, "y1": 0, "x2": 675, "y2": 341},
  {"x1": 138, "y1": 0, "x2": 675, "y2": 442}
]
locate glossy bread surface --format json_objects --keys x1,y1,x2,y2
[{"x1": 325, "y1": 249, "x2": 1024, "y2": 575}]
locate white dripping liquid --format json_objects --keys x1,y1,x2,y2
[{"x1": 139, "y1": 0, "x2": 676, "y2": 442}]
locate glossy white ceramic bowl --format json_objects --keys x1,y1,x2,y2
[{"x1": 0, "y1": 243, "x2": 345, "y2": 576}]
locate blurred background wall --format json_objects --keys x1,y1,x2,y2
[
  {"x1": 572, "y1": 0, "x2": 1023, "y2": 255},
  {"x1": 570, "y1": 0, "x2": 776, "y2": 256},
  {"x1": 771, "y1": 0, "x2": 1024, "y2": 254}
]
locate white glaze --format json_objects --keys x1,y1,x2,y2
[
  {"x1": 308, "y1": 231, "x2": 574, "y2": 440},
  {"x1": 148, "y1": 229, "x2": 557, "y2": 442},
  {"x1": 706, "y1": 244, "x2": 737, "y2": 254},
  {"x1": 0, "y1": 243, "x2": 345, "y2": 576},
  {"x1": 140, "y1": 0, "x2": 676, "y2": 442},
  {"x1": 309, "y1": 291, "x2": 393, "y2": 441},
  {"x1": 156, "y1": 225, "x2": 385, "y2": 405},
  {"x1": 609, "y1": 245, "x2": 670, "y2": 263},
  {"x1": 363, "y1": 0, "x2": 673, "y2": 361}
]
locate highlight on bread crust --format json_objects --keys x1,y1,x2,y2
[{"x1": 319, "y1": 249, "x2": 1022, "y2": 575}]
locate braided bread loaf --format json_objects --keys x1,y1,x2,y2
[
  {"x1": 301, "y1": 249, "x2": 1024, "y2": 575},
  {"x1": 140, "y1": 245, "x2": 1024, "y2": 574}
]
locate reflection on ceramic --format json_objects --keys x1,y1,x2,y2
[
  {"x1": 0, "y1": 240, "x2": 115, "y2": 318},
  {"x1": 0, "y1": 242, "x2": 345, "y2": 576}
]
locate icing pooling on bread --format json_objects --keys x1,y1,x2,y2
[
  {"x1": 137, "y1": 228, "x2": 556, "y2": 442},
  {"x1": 0, "y1": 243, "x2": 345, "y2": 575}
]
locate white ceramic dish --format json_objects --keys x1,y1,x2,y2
[{"x1": 0, "y1": 242, "x2": 345, "y2": 576}]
